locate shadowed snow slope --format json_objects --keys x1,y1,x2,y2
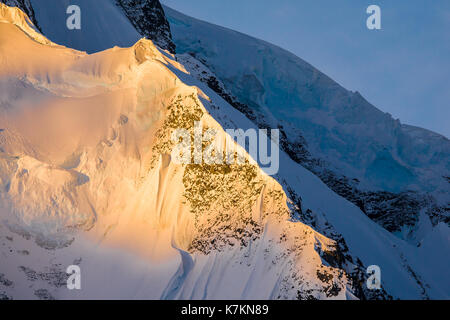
[
  {"x1": 28, "y1": 0, "x2": 141, "y2": 53},
  {"x1": 0, "y1": 4, "x2": 448, "y2": 300}
]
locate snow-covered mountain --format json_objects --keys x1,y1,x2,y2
[
  {"x1": 0, "y1": 2, "x2": 448, "y2": 300},
  {"x1": 163, "y1": 7, "x2": 450, "y2": 243}
]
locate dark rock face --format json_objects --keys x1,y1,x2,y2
[
  {"x1": 116, "y1": 0, "x2": 176, "y2": 53},
  {"x1": 0, "y1": 0, "x2": 41, "y2": 32}
]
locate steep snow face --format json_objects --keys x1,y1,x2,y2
[
  {"x1": 164, "y1": 6, "x2": 450, "y2": 239},
  {"x1": 0, "y1": 0, "x2": 40, "y2": 31}
]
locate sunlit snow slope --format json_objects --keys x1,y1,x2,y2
[
  {"x1": 0, "y1": 4, "x2": 448, "y2": 300},
  {"x1": 0, "y1": 0, "x2": 175, "y2": 54}
]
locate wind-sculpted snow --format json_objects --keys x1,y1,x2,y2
[
  {"x1": 0, "y1": 4, "x2": 448, "y2": 300},
  {"x1": 28, "y1": 0, "x2": 142, "y2": 54},
  {"x1": 164, "y1": 6, "x2": 450, "y2": 242}
]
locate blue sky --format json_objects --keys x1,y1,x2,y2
[{"x1": 162, "y1": 0, "x2": 449, "y2": 138}]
